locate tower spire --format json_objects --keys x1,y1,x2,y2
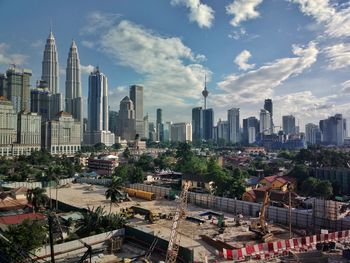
[{"x1": 202, "y1": 75, "x2": 209, "y2": 109}]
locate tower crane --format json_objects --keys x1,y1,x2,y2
[{"x1": 165, "y1": 181, "x2": 191, "y2": 263}]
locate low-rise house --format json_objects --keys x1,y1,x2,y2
[
  {"x1": 259, "y1": 175, "x2": 297, "y2": 191},
  {"x1": 181, "y1": 174, "x2": 213, "y2": 192}
]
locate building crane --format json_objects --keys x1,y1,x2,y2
[{"x1": 165, "y1": 181, "x2": 191, "y2": 263}]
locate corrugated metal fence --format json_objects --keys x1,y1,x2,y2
[
  {"x1": 129, "y1": 183, "x2": 350, "y2": 232},
  {"x1": 1, "y1": 178, "x2": 75, "y2": 189}
]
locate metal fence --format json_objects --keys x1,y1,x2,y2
[
  {"x1": 1, "y1": 178, "x2": 75, "y2": 189},
  {"x1": 129, "y1": 183, "x2": 350, "y2": 232}
]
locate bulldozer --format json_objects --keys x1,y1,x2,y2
[{"x1": 249, "y1": 188, "x2": 274, "y2": 242}]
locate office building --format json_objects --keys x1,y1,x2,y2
[
  {"x1": 149, "y1": 122, "x2": 156, "y2": 141},
  {"x1": 84, "y1": 67, "x2": 114, "y2": 146},
  {"x1": 117, "y1": 96, "x2": 136, "y2": 141},
  {"x1": 319, "y1": 114, "x2": 346, "y2": 146},
  {"x1": 264, "y1": 98, "x2": 273, "y2": 131},
  {"x1": 42, "y1": 111, "x2": 81, "y2": 155},
  {"x1": 243, "y1": 117, "x2": 259, "y2": 144},
  {"x1": 42, "y1": 30, "x2": 59, "y2": 94},
  {"x1": 203, "y1": 109, "x2": 213, "y2": 140},
  {"x1": 260, "y1": 109, "x2": 272, "y2": 135},
  {"x1": 305, "y1": 123, "x2": 321, "y2": 145},
  {"x1": 156, "y1": 108, "x2": 164, "y2": 141},
  {"x1": 171, "y1": 122, "x2": 192, "y2": 142},
  {"x1": 283, "y1": 115, "x2": 296, "y2": 135},
  {"x1": 0, "y1": 98, "x2": 17, "y2": 155},
  {"x1": 217, "y1": 119, "x2": 229, "y2": 142},
  {"x1": 164, "y1": 121, "x2": 172, "y2": 142},
  {"x1": 192, "y1": 107, "x2": 202, "y2": 142},
  {"x1": 143, "y1": 115, "x2": 149, "y2": 140},
  {"x1": 65, "y1": 40, "x2": 83, "y2": 139},
  {"x1": 0, "y1": 73, "x2": 6, "y2": 98},
  {"x1": 228, "y1": 108, "x2": 240, "y2": 144},
  {"x1": 130, "y1": 85, "x2": 144, "y2": 138},
  {"x1": 4, "y1": 66, "x2": 32, "y2": 113},
  {"x1": 108, "y1": 110, "x2": 119, "y2": 135}
]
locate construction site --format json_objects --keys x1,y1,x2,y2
[{"x1": 45, "y1": 180, "x2": 350, "y2": 263}]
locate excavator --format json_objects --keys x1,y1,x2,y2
[{"x1": 249, "y1": 188, "x2": 274, "y2": 242}]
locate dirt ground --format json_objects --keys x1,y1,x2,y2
[{"x1": 54, "y1": 183, "x2": 294, "y2": 262}]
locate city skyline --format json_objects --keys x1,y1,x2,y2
[{"x1": 1, "y1": 1, "x2": 350, "y2": 128}]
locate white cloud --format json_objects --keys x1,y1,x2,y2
[
  {"x1": 234, "y1": 50, "x2": 255, "y2": 70},
  {"x1": 81, "y1": 40, "x2": 94, "y2": 48},
  {"x1": 324, "y1": 43, "x2": 350, "y2": 70},
  {"x1": 290, "y1": 0, "x2": 350, "y2": 38},
  {"x1": 215, "y1": 42, "x2": 318, "y2": 106},
  {"x1": 82, "y1": 18, "x2": 211, "y2": 120},
  {"x1": 80, "y1": 64, "x2": 94, "y2": 74},
  {"x1": 226, "y1": 0, "x2": 263, "y2": 27},
  {"x1": 31, "y1": 40, "x2": 44, "y2": 49},
  {"x1": 0, "y1": 43, "x2": 28, "y2": 66},
  {"x1": 170, "y1": 0, "x2": 214, "y2": 28},
  {"x1": 80, "y1": 11, "x2": 121, "y2": 35},
  {"x1": 341, "y1": 80, "x2": 350, "y2": 94}
]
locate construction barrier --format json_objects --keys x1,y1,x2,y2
[{"x1": 222, "y1": 230, "x2": 350, "y2": 261}]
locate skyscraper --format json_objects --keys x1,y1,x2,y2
[
  {"x1": 264, "y1": 98, "x2": 273, "y2": 131},
  {"x1": 65, "y1": 40, "x2": 83, "y2": 137},
  {"x1": 130, "y1": 85, "x2": 144, "y2": 138},
  {"x1": 260, "y1": 109, "x2": 272, "y2": 135},
  {"x1": 282, "y1": 115, "x2": 296, "y2": 136},
  {"x1": 243, "y1": 117, "x2": 259, "y2": 144},
  {"x1": 319, "y1": 114, "x2": 346, "y2": 146},
  {"x1": 228, "y1": 108, "x2": 240, "y2": 144},
  {"x1": 156, "y1": 108, "x2": 164, "y2": 141},
  {"x1": 192, "y1": 107, "x2": 202, "y2": 142},
  {"x1": 42, "y1": 31, "x2": 59, "y2": 94},
  {"x1": 108, "y1": 110, "x2": 119, "y2": 135},
  {"x1": 84, "y1": 67, "x2": 114, "y2": 146},
  {"x1": 118, "y1": 96, "x2": 136, "y2": 141},
  {"x1": 87, "y1": 67, "x2": 108, "y2": 132},
  {"x1": 217, "y1": 119, "x2": 229, "y2": 142},
  {"x1": 203, "y1": 108, "x2": 213, "y2": 140},
  {"x1": 171, "y1": 123, "x2": 192, "y2": 142},
  {"x1": 4, "y1": 66, "x2": 32, "y2": 113},
  {"x1": 305, "y1": 123, "x2": 321, "y2": 145}
]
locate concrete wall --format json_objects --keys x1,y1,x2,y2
[
  {"x1": 36, "y1": 229, "x2": 124, "y2": 260},
  {"x1": 76, "y1": 177, "x2": 112, "y2": 186},
  {"x1": 129, "y1": 183, "x2": 350, "y2": 232},
  {"x1": 1, "y1": 178, "x2": 74, "y2": 189}
]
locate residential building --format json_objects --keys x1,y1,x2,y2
[
  {"x1": 243, "y1": 117, "x2": 259, "y2": 144},
  {"x1": 156, "y1": 108, "x2": 164, "y2": 141},
  {"x1": 16, "y1": 111, "x2": 41, "y2": 153},
  {"x1": 260, "y1": 109, "x2": 272, "y2": 135},
  {"x1": 143, "y1": 114, "x2": 149, "y2": 140},
  {"x1": 319, "y1": 114, "x2": 346, "y2": 146},
  {"x1": 171, "y1": 122, "x2": 192, "y2": 142},
  {"x1": 217, "y1": 119, "x2": 229, "y2": 142},
  {"x1": 130, "y1": 85, "x2": 144, "y2": 138},
  {"x1": 65, "y1": 40, "x2": 83, "y2": 139},
  {"x1": 0, "y1": 98, "x2": 17, "y2": 156},
  {"x1": 42, "y1": 111, "x2": 81, "y2": 155},
  {"x1": 305, "y1": 123, "x2": 321, "y2": 145},
  {"x1": 228, "y1": 108, "x2": 240, "y2": 143},
  {"x1": 164, "y1": 121, "x2": 172, "y2": 142},
  {"x1": 4, "y1": 66, "x2": 32, "y2": 113},
  {"x1": 282, "y1": 115, "x2": 296, "y2": 136}
]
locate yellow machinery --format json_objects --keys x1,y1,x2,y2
[
  {"x1": 121, "y1": 206, "x2": 160, "y2": 223},
  {"x1": 123, "y1": 188, "x2": 156, "y2": 201},
  {"x1": 249, "y1": 188, "x2": 274, "y2": 242}
]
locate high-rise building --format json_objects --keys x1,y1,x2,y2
[
  {"x1": 42, "y1": 111, "x2": 81, "y2": 155},
  {"x1": 84, "y1": 67, "x2": 114, "y2": 146},
  {"x1": 319, "y1": 114, "x2": 346, "y2": 146},
  {"x1": 0, "y1": 73, "x2": 7, "y2": 98},
  {"x1": 164, "y1": 121, "x2": 172, "y2": 142},
  {"x1": 42, "y1": 31, "x2": 59, "y2": 94},
  {"x1": 156, "y1": 108, "x2": 164, "y2": 141},
  {"x1": 30, "y1": 80, "x2": 62, "y2": 122},
  {"x1": 130, "y1": 85, "x2": 144, "y2": 138},
  {"x1": 65, "y1": 40, "x2": 83, "y2": 138},
  {"x1": 117, "y1": 96, "x2": 136, "y2": 141},
  {"x1": 217, "y1": 119, "x2": 229, "y2": 142},
  {"x1": 0, "y1": 98, "x2": 17, "y2": 155},
  {"x1": 203, "y1": 109, "x2": 213, "y2": 140},
  {"x1": 260, "y1": 109, "x2": 272, "y2": 135},
  {"x1": 4, "y1": 66, "x2": 32, "y2": 113},
  {"x1": 149, "y1": 122, "x2": 156, "y2": 141},
  {"x1": 108, "y1": 110, "x2": 119, "y2": 135},
  {"x1": 282, "y1": 115, "x2": 296, "y2": 135},
  {"x1": 243, "y1": 117, "x2": 259, "y2": 144},
  {"x1": 264, "y1": 98, "x2": 273, "y2": 131},
  {"x1": 16, "y1": 111, "x2": 41, "y2": 154},
  {"x1": 143, "y1": 114, "x2": 149, "y2": 140},
  {"x1": 228, "y1": 108, "x2": 240, "y2": 144},
  {"x1": 171, "y1": 122, "x2": 192, "y2": 142},
  {"x1": 305, "y1": 123, "x2": 321, "y2": 145},
  {"x1": 192, "y1": 107, "x2": 202, "y2": 142}
]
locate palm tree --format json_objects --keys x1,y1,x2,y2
[
  {"x1": 26, "y1": 187, "x2": 48, "y2": 212},
  {"x1": 105, "y1": 176, "x2": 124, "y2": 213}
]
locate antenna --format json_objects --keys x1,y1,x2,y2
[{"x1": 202, "y1": 75, "x2": 209, "y2": 109}]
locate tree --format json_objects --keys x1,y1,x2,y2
[
  {"x1": 0, "y1": 219, "x2": 47, "y2": 261},
  {"x1": 315, "y1": 180, "x2": 333, "y2": 199},
  {"x1": 123, "y1": 147, "x2": 131, "y2": 159},
  {"x1": 136, "y1": 154, "x2": 154, "y2": 172},
  {"x1": 128, "y1": 166, "x2": 144, "y2": 184},
  {"x1": 113, "y1": 164, "x2": 129, "y2": 182},
  {"x1": 26, "y1": 187, "x2": 48, "y2": 212},
  {"x1": 105, "y1": 177, "x2": 124, "y2": 212},
  {"x1": 112, "y1": 143, "x2": 122, "y2": 150},
  {"x1": 300, "y1": 177, "x2": 318, "y2": 196}
]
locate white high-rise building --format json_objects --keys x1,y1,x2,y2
[
  {"x1": 65, "y1": 40, "x2": 83, "y2": 139},
  {"x1": 228, "y1": 108, "x2": 240, "y2": 143},
  {"x1": 171, "y1": 123, "x2": 192, "y2": 142},
  {"x1": 305, "y1": 123, "x2": 320, "y2": 145},
  {"x1": 42, "y1": 31, "x2": 59, "y2": 94},
  {"x1": 260, "y1": 109, "x2": 272, "y2": 135}
]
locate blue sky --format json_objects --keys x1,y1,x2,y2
[{"x1": 1, "y1": 0, "x2": 350, "y2": 131}]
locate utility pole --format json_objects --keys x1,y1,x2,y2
[{"x1": 288, "y1": 183, "x2": 292, "y2": 239}]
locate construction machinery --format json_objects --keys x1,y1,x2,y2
[
  {"x1": 249, "y1": 188, "x2": 274, "y2": 242},
  {"x1": 120, "y1": 206, "x2": 166, "y2": 223},
  {"x1": 165, "y1": 181, "x2": 191, "y2": 263}
]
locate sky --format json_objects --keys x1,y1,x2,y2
[{"x1": 1, "y1": 0, "x2": 350, "y2": 131}]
